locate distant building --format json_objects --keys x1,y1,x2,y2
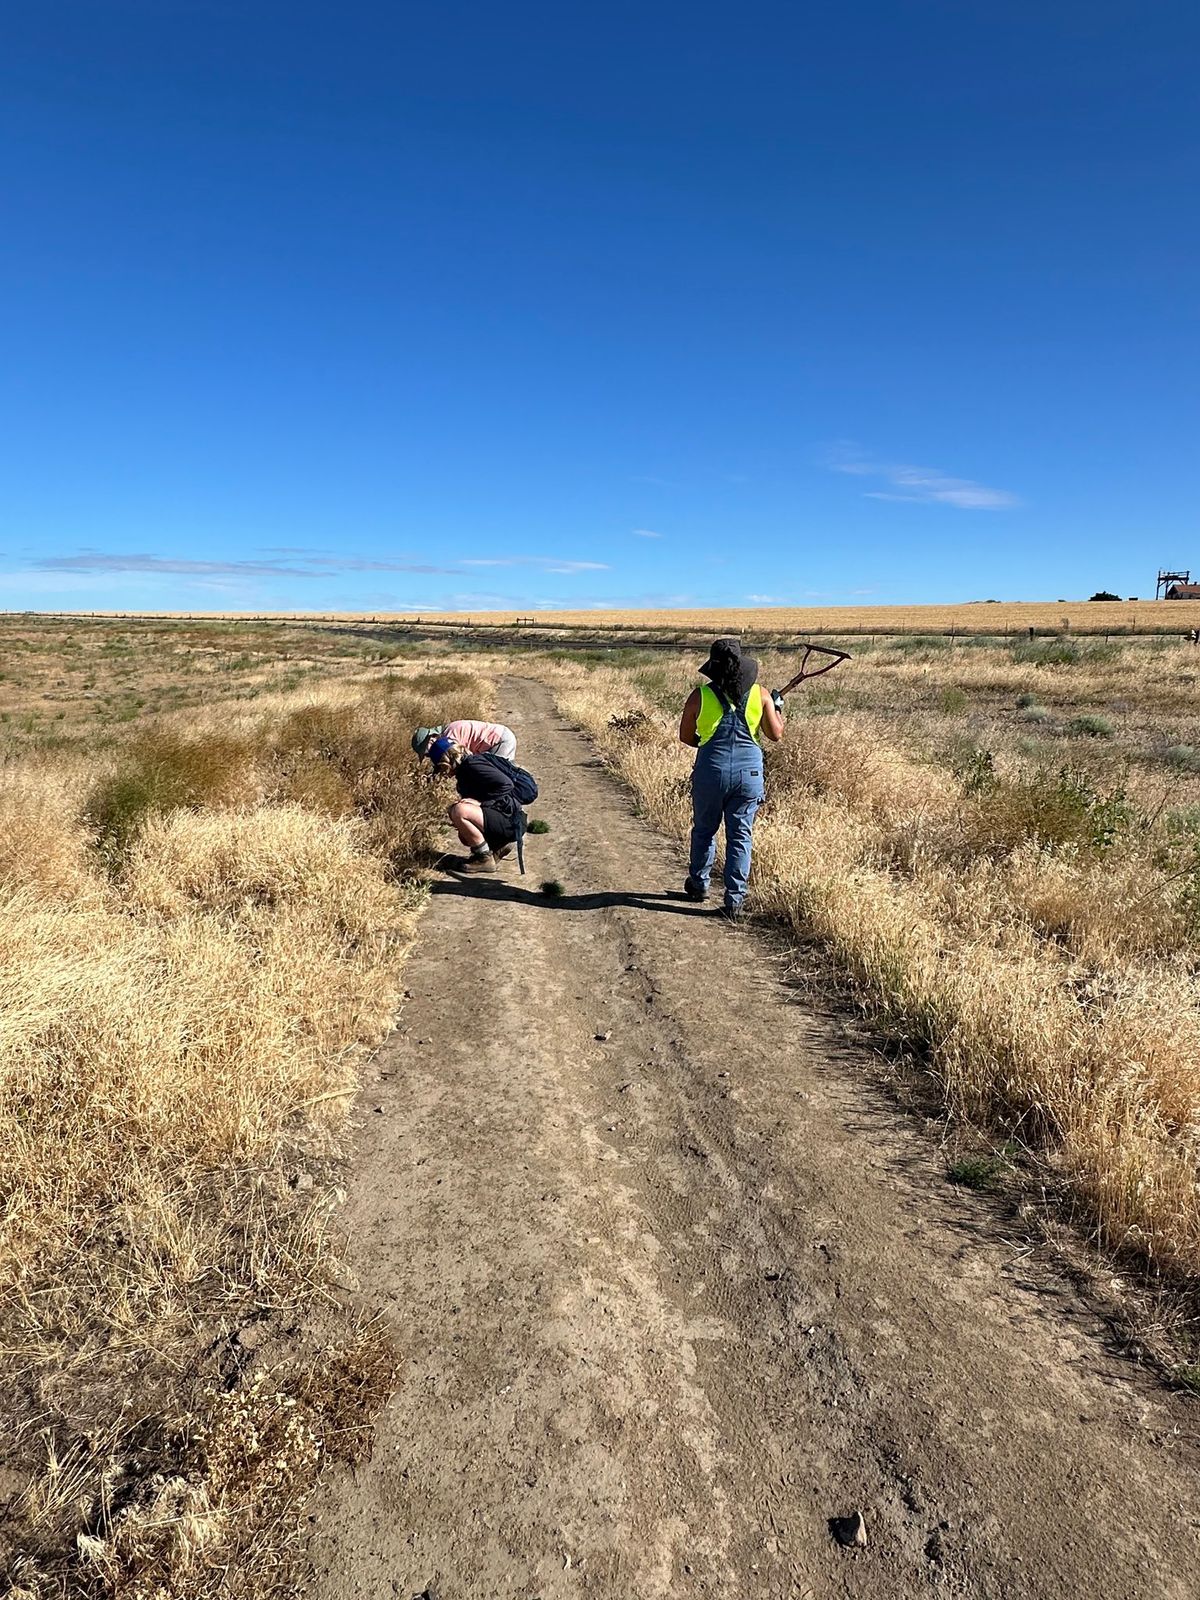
[{"x1": 1158, "y1": 569, "x2": 1198, "y2": 599}]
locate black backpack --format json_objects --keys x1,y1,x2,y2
[{"x1": 481, "y1": 753, "x2": 539, "y2": 806}]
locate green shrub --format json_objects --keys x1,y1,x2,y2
[
  {"x1": 1011, "y1": 639, "x2": 1117, "y2": 667},
  {"x1": 84, "y1": 731, "x2": 255, "y2": 862},
  {"x1": 1066, "y1": 713, "x2": 1114, "y2": 739},
  {"x1": 632, "y1": 666, "x2": 679, "y2": 715},
  {"x1": 1011, "y1": 639, "x2": 1080, "y2": 666},
  {"x1": 951, "y1": 746, "x2": 997, "y2": 795},
  {"x1": 1019, "y1": 704, "x2": 1050, "y2": 723},
  {"x1": 1164, "y1": 744, "x2": 1200, "y2": 773},
  {"x1": 892, "y1": 634, "x2": 951, "y2": 653},
  {"x1": 1015, "y1": 691, "x2": 1039, "y2": 709},
  {"x1": 966, "y1": 767, "x2": 1131, "y2": 856},
  {"x1": 1165, "y1": 806, "x2": 1200, "y2": 839},
  {"x1": 947, "y1": 1154, "x2": 1009, "y2": 1191},
  {"x1": 544, "y1": 647, "x2": 661, "y2": 668},
  {"x1": 938, "y1": 686, "x2": 968, "y2": 713},
  {"x1": 801, "y1": 684, "x2": 863, "y2": 714}
]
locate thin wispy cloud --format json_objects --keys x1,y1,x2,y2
[
  {"x1": 632, "y1": 528, "x2": 662, "y2": 539},
  {"x1": 28, "y1": 550, "x2": 601, "y2": 581},
  {"x1": 370, "y1": 589, "x2": 699, "y2": 613},
  {"x1": 824, "y1": 443, "x2": 1019, "y2": 510},
  {"x1": 0, "y1": 568, "x2": 170, "y2": 595},
  {"x1": 533, "y1": 589, "x2": 697, "y2": 609},
  {"x1": 32, "y1": 552, "x2": 318, "y2": 578},
  {"x1": 304, "y1": 556, "x2": 454, "y2": 574},
  {"x1": 459, "y1": 557, "x2": 610, "y2": 575}
]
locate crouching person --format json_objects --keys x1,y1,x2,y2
[
  {"x1": 428, "y1": 735, "x2": 526, "y2": 876},
  {"x1": 412, "y1": 719, "x2": 518, "y2": 762}
]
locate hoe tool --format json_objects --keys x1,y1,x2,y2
[{"x1": 772, "y1": 642, "x2": 852, "y2": 704}]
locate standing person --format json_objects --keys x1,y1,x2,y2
[
  {"x1": 678, "y1": 637, "x2": 784, "y2": 921},
  {"x1": 412, "y1": 719, "x2": 517, "y2": 761},
  {"x1": 427, "y1": 735, "x2": 526, "y2": 876}
]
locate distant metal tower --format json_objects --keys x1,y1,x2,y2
[{"x1": 1157, "y1": 569, "x2": 1192, "y2": 599}]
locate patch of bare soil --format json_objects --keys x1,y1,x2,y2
[{"x1": 308, "y1": 678, "x2": 1200, "y2": 1600}]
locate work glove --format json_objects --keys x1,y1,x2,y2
[{"x1": 770, "y1": 690, "x2": 785, "y2": 714}]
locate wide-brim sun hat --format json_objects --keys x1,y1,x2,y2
[
  {"x1": 699, "y1": 636, "x2": 758, "y2": 683},
  {"x1": 412, "y1": 725, "x2": 440, "y2": 757}
]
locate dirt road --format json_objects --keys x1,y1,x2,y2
[{"x1": 309, "y1": 678, "x2": 1200, "y2": 1599}]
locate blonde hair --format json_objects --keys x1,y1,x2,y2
[{"x1": 435, "y1": 739, "x2": 465, "y2": 771}]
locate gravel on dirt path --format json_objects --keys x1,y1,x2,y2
[{"x1": 308, "y1": 677, "x2": 1200, "y2": 1600}]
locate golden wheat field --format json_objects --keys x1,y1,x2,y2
[
  {"x1": 391, "y1": 600, "x2": 1200, "y2": 635},
  {"x1": 92, "y1": 600, "x2": 1200, "y2": 636},
  {"x1": 533, "y1": 631, "x2": 1200, "y2": 1297},
  {"x1": 0, "y1": 616, "x2": 490, "y2": 1597}
]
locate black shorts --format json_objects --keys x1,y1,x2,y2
[{"x1": 481, "y1": 805, "x2": 522, "y2": 851}]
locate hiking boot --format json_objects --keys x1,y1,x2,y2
[
  {"x1": 495, "y1": 843, "x2": 516, "y2": 861},
  {"x1": 451, "y1": 852, "x2": 497, "y2": 876},
  {"x1": 684, "y1": 876, "x2": 708, "y2": 902},
  {"x1": 717, "y1": 902, "x2": 745, "y2": 924}
]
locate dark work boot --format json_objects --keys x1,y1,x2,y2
[
  {"x1": 452, "y1": 851, "x2": 496, "y2": 876},
  {"x1": 684, "y1": 876, "x2": 708, "y2": 902}
]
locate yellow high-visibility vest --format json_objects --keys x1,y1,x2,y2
[{"x1": 696, "y1": 682, "x2": 764, "y2": 746}]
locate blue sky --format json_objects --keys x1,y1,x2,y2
[{"x1": 1, "y1": 1, "x2": 1196, "y2": 613}]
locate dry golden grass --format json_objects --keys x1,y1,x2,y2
[
  {"x1": 252, "y1": 599, "x2": 1200, "y2": 635},
  {"x1": 538, "y1": 635, "x2": 1200, "y2": 1287},
  {"x1": 0, "y1": 662, "x2": 494, "y2": 1597}
]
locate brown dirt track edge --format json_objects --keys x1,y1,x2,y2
[{"x1": 307, "y1": 677, "x2": 1200, "y2": 1600}]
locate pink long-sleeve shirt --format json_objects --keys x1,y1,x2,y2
[{"x1": 443, "y1": 720, "x2": 518, "y2": 760}]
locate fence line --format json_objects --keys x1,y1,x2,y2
[{"x1": 6, "y1": 612, "x2": 1200, "y2": 647}]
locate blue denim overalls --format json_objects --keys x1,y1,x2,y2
[{"x1": 689, "y1": 685, "x2": 764, "y2": 912}]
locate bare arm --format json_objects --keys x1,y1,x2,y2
[
  {"x1": 679, "y1": 687, "x2": 702, "y2": 747},
  {"x1": 758, "y1": 684, "x2": 784, "y2": 743}
]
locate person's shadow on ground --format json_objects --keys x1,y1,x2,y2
[{"x1": 429, "y1": 878, "x2": 714, "y2": 917}]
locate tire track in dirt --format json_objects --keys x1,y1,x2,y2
[{"x1": 309, "y1": 677, "x2": 1200, "y2": 1599}]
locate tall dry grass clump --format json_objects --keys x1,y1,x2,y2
[
  {"x1": 544, "y1": 645, "x2": 1200, "y2": 1288},
  {"x1": 0, "y1": 667, "x2": 493, "y2": 1598}
]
